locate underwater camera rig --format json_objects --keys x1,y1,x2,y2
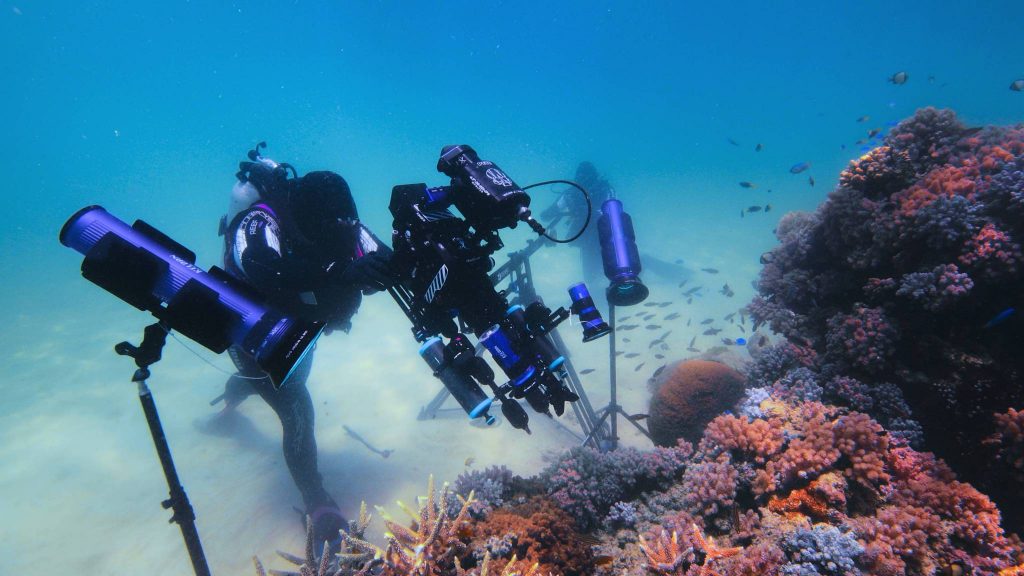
[{"x1": 387, "y1": 145, "x2": 611, "y2": 434}]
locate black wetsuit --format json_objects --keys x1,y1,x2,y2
[{"x1": 221, "y1": 200, "x2": 381, "y2": 511}]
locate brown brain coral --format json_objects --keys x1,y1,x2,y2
[{"x1": 648, "y1": 360, "x2": 746, "y2": 447}]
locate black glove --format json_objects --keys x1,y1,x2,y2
[{"x1": 337, "y1": 250, "x2": 397, "y2": 295}]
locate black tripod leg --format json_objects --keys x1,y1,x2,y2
[{"x1": 137, "y1": 380, "x2": 212, "y2": 576}]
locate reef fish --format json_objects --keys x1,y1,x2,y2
[
  {"x1": 746, "y1": 205, "x2": 763, "y2": 213},
  {"x1": 701, "y1": 318, "x2": 714, "y2": 325},
  {"x1": 625, "y1": 352, "x2": 640, "y2": 358},
  {"x1": 1011, "y1": 79, "x2": 1024, "y2": 92},
  {"x1": 755, "y1": 143, "x2": 763, "y2": 152},
  {"x1": 579, "y1": 368, "x2": 596, "y2": 375},
  {"x1": 984, "y1": 307, "x2": 1016, "y2": 328},
  {"x1": 664, "y1": 312, "x2": 680, "y2": 321},
  {"x1": 808, "y1": 176, "x2": 816, "y2": 187},
  {"x1": 703, "y1": 328, "x2": 722, "y2": 335},
  {"x1": 889, "y1": 71, "x2": 909, "y2": 85},
  {"x1": 856, "y1": 115, "x2": 870, "y2": 123},
  {"x1": 789, "y1": 161, "x2": 811, "y2": 174},
  {"x1": 701, "y1": 267, "x2": 719, "y2": 274},
  {"x1": 738, "y1": 181, "x2": 756, "y2": 189}
]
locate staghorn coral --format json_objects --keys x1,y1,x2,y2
[{"x1": 647, "y1": 360, "x2": 747, "y2": 447}]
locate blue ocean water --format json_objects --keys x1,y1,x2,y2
[{"x1": 3, "y1": 1, "x2": 1024, "y2": 574}]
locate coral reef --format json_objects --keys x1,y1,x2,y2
[
  {"x1": 747, "y1": 107, "x2": 1024, "y2": 530},
  {"x1": 648, "y1": 360, "x2": 747, "y2": 447},
  {"x1": 539, "y1": 443, "x2": 691, "y2": 531}
]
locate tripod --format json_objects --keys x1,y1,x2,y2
[
  {"x1": 582, "y1": 302, "x2": 653, "y2": 451},
  {"x1": 115, "y1": 322, "x2": 212, "y2": 576}
]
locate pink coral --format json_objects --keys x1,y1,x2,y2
[
  {"x1": 832, "y1": 412, "x2": 891, "y2": 487},
  {"x1": 989, "y1": 408, "x2": 1024, "y2": 482},
  {"x1": 960, "y1": 223, "x2": 1021, "y2": 278},
  {"x1": 824, "y1": 305, "x2": 898, "y2": 372},
  {"x1": 704, "y1": 414, "x2": 785, "y2": 464}
]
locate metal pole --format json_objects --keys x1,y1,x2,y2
[
  {"x1": 608, "y1": 302, "x2": 618, "y2": 449},
  {"x1": 137, "y1": 379, "x2": 212, "y2": 576}
]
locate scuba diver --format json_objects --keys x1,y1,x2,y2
[
  {"x1": 210, "y1": 144, "x2": 395, "y2": 553},
  {"x1": 542, "y1": 162, "x2": 616, "y2": 292}
]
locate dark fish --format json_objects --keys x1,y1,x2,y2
[
  {"x1": 723, "y1": 312, "x2": 736, "y2": 321},
  {"x1": 721, "y1": 337, "x2": 734, "y2": 345},
  {"x1": 615, "y1": 351, "x2": 624, "y2": 356},
  {"x1": 984, "y1": 307, "x2": 1016, "y2": 328},
  {"x1": 703, "y1": 328, "x2": 722, "y2": 335},
  {"x1": 739, "y1": 181, "x2": 756, "y2": 189},
  {"x1": 686, "y1": 318, "x2": 692, "y2": 326},
  {"x1": 740, "y1": 209, "x2": 745, "y2": 218},
  {"x1": 579, "y1": 368, "x2": 595, "y2": 375},
  {"x1": 728, "y1": 137, "x2": 740, "y2": 146},
  {"x1": 645, "y1": 324, "x2": 662, "y2": 330},
  {"x1": 649, "y1": 339, "x2": 663, "y2": 349},
  {"x1": 623, "y1": 337, "x2": 631, "y2": 343},
  {"x1": 625, "y1": 352, "x2": 640, "y2": 358},
  {"x1": 1011, "y1": 79, "x2": 1024, "y2": 92},
  {"x1": 643, "y1": 302, "x2": 659, "y2": 307},
  {"x1": 618, "y1": 324, "x2": 639, "y2": 330},
  {"x1": 765, "y1": 204, "x2": 772, "y2": 212},
  {"x1": 867, "y1": 128, "x2": 881, "y2": 138},
  {"x1": 746, "y1": 205, "x2": 763, "y2": 213},
  {"x1": 689, "y1": 335, "x2": 697, "y2": 347},
  {"x1": 652, "y1": 365, "x2": 667, "y2": 379},
  {"x1": 808, "y1": 176, "x2": 815, "y2": 187},
  {"x1": 720, "y1": 283, "x2": 734, "y2": 297},
  {"x1": 619, "y1": 313, "x2": 633, "y2": 320},
  {"x1": 701, "y1": 318, "x2": 714, "y2": 325},
  {"x1": 659, "y1": 302, "x2": 672, "y2": 308},
  {"x1": 660, "y1": 342, "x2": 669, "y2": 351},
  {"x1": 659, "y1": 330, "x2": 672, "y2": 340},
  {"x1": 789, "y1": 161, "x2": 810, "y2": 174},
  {"x1": 755, "y1": 143, "x2": 763, "y2": 152},
  {"x1": 739, "y1": 325, "x2": 746, "y2": 333},
  {"x1": 889, "y1": 71, "x2": 908, "y2": 85},
  {"x1": 664, "y1": 312, "x2": 680, "y2": 321},
  {"x1": 701, "y1": 267, "x2": 719, "y2": 274},
  {"x1": 655, "y1": 353, "x2": 665, "y2": 359},
  {"x1": 674, "y1": 258, "x2": 684, "y2": 264},
  {"x1": 684, "y1": 286, "x2": 703, "y2": 295},
  {"x1": 856, "y1": 115, "x2": 870, "y2": 123},
  {"x1": 855, "y1": 138, "x2": 867, "y2": 145},
  {"x1": 634, "y1": 362, "x2": 645, "y2": 372},
  {"x1": 687, "y1": 297, "x2": 693, "y2": 304},
  {"x1": 678, "y1": 279, "x2": 689, "y2": 288},
  {"x1": 643, "y1": 313, "x2": 656, "y2": 321},
  {"x1": 687, "y1": 346, "x2": 701, "y2": 353}
]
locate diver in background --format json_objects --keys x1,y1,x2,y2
[
  {"x1": 211, "y1": 151, "x2": 395, "y2": 553},
  {"x1": 542, "y1": 162, "x2": 616, "y2": 292}
]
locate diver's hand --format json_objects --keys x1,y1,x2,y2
[{"x1": 338, "y1": 251, "x2": 396, "y2": 294}]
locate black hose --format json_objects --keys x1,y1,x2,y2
[{"x1": 522, "y1": 179, "x2": 591, "y2": 244}]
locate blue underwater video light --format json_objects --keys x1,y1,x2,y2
[
  {"x1": 60, "y1": 205, "x2": 324, "y2": 387},
  {"x1": 598, "y1": 198, "x2": 649, "y2": 306}
]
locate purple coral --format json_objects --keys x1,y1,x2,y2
[
  {"x1": 896, "y1": 263, "x2": 974, "y2": 311},
  {"x1": 540, "y1": 444, "x2": 689, "y2": 530},
  {"x1": 780, "y1": 525, "x2": 864, "y2": 576}
]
